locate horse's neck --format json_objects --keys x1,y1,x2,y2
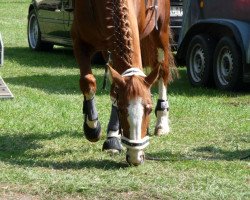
[{"x1": 110, "y1": 0, "x2": 142, "y2": 73}]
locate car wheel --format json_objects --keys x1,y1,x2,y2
[
  {"x1": 28, "y1": 10, "x2": 53, "y2": 51},
  {"x1": 186, "y1": 34, "x2": 215, "y2": 87},
  {"x1": 213, "y1": 37, "x2": 242, "y2": 91}
]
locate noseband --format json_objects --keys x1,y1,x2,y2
[
  {"x1": 119, "y1": 67, "x2": 150, "y2": 150},
  {"x1": 121, "y1": 135, "x2": 149, "y2": 150}
]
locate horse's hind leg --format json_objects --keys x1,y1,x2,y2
[
  {"x1": 141, "y1": 23, "x2": 172, "y2": 136},
  {"x1": 153, "y1": 0, "x2": 174, "y2": 136},
  {"x1": 154, "y1": 34, "x2": 172, "y2": 136},
  {"x1": 72, "y1": 37, "x2": 101, "y2": 142},
  {"x1": 155, "y1": 64, "x2": 170, "y2": 135}
]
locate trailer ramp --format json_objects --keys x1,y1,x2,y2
[{"x1": 0, "y1": 33, "x2": 14, "y2": 99}]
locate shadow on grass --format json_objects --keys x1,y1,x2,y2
[
  {"x1": 5, "y1": 47, "x2": 76, "y2": 69},
  {"x1": 5, "y1": 67, "x2": 249, "y2": 97},
  {"x1": 0, "y1": 131, "x2": 128, "y2": 170},
  {"x1": 5, "y1": 73, "x2": 109, "y2": 95},
  {"x1": 5, "y1": 47, "x2": 105, "y2": 68},
  {"x1": 193, "y1": 146, "x2": 250, "y2": 161},
  {"x1": 4, "y1": 47, "x2": 110, "y2": 95},
  {"x1": 0, "y1": 131, "x2": 249, "y2": 171},
  {"x1": 4, "y1": 47, "x2": 249, "y2": 96},
  {"x1": 146, "y1": 145, "x2": 250, "y2": 162},
  {"x1": 5, "y1": 74, "x2": 81, "y2": 95}
]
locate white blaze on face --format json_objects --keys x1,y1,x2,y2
[{"x1": 127, "y1": 98, "x2": 144, "y2": 140}]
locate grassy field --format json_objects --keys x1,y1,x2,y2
[{"x1": 0, "y1": 1, "x2": 249, "y2": 199}]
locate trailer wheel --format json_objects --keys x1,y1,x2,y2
[
  {"x1": 213, "y1": 37, "x2": 242, "y2": 90},
  {"x1": 28, "y1": 10, "x2": 53, "y2": 51},
  {"x1": 186, "y1": 34, "x2": 215, "y2": 87}
]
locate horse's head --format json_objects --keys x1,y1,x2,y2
[{"x1": 109, "y1": 65, "x2": 160, "y2": 165}]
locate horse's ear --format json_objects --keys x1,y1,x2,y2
[
  {"x1": 145, "y1": 65, "x2": 160, "y2": 87},
  {"x1": 108, "y1": 64, "x2": 126, "y2": 87}
]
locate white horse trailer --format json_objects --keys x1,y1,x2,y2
[{"x1": 176, "y1": 0, "x2": 250, "y2": 90}]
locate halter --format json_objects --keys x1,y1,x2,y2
[
  {"x1": 119, "y1": 67, "x2": 150, "y2": 150},
  {"x1": 121, "y1": 67, "x2": 146, "y2": 77}
]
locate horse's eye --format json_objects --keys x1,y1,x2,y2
[{"x1": 145, "y1": 105, "x2": 152, "y2": 114}]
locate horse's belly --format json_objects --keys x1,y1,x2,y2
[{"x1": 72, "y1": 1, "x2": 113, "y2": 50}]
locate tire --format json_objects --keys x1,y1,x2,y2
[
  {"x1": 186, "y1": 34, "x2": 215, "y2": 87},
  {"x1": 28, "y1": 10, "x2": 53, "y2": 51},
  {"x1": 213, "y1": 37, "x2": 242, "y2": 91}
]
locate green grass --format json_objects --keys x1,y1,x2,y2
[{"x1": 0, "y1": 1, "x2": 249, "y2": 199}]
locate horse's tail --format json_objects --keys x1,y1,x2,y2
[
  {"x1": 141, "y1": 26, "x2": 178, "y2": 85},
  {"x1": 164, "y1": 26, "x2": 179, "y2": 84}
]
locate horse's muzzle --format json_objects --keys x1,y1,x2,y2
[{"x1": 126, "y1": 149, "x2": 145, "y2": 166}]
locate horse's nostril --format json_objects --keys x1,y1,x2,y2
[
  {"x1": 140, "y1": 154, "x2": 145, "y2": 164},
  {"x1": 126, "y1": 154, "x2": 131, "y2": 165}
]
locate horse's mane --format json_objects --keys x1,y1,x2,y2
[{"x1": 106, "y1": 0, "x2": 133, "y2": 67}]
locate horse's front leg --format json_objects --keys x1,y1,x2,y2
[
  {"x1": 154, "y1": 78, "x2": 170, "y2": 136},
  {"x1": 82, "y1": 85, "x2": 101, "y2": 142},
  {"x1": 102, "y1": 86, "x2": 123, "y2": 153},
  {"x1": 72, "y1": 37, "x2": 101, "y2": 142}
]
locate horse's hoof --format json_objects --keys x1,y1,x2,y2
[
  {"x1": 154, "y1": 127, "x2": 170, "y2": 136},
  {"x1": 84, "y1": 121, "x2": 101, "y2": 142},
  {"x1": 102, "y1": 137, "x2": 123, "y2": 154}
]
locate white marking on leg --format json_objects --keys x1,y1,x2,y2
[
  {"x1": 107, "y1": 130, "x2": 120, "y2": 138},
  {"x1": 156, "y1": 78, "x2": 170, "y2": 135},
  {"x1": 158, "y1": 78, "x2": 167, "y2": 100},
  {"x1": 155, "y1": 48, "x2": 170, "y2": 135},
  {"x1": 127, "y1": 98, "x2": 144, "y2": 140}
]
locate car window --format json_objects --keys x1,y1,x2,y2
[{"x1": 63, "y1": 0, "x2": 74, "y2": 10}]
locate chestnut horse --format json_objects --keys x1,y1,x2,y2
[{"x1": 71, "y1": 0, "x2": 175, "y2": 165}]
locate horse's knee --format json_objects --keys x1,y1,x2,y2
[{"x1": 79, "y1": 74, "x2": 96, "y2": 96}]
